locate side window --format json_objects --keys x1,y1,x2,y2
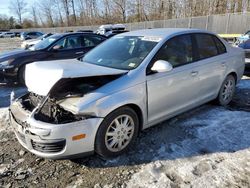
[
  {"x1": 53, "y1": 35, "x2": 83, "y2": 50},
  {"x1": 154, "y1": 34, "x2": 193, "y2": 67},
  {"x1": 30, "y1": 32, "x2": 36, "y2": 36},
  {"x1": 195, "y1": 34, "x2": 218, "y2": 59},
  {"x1": 83, "y1": 36, "x2": 104, "y2": 47},
  {"x1": 213, "y1": 36, "x2": 227, "y2": 54}
]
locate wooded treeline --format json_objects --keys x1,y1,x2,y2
[{"x1": 1, "y1": 0, "x2": 250, "y2": 29}]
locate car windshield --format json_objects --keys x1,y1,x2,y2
[
  {"x1": 81, "y1": 36, "x2": 159, "y2": 70},
  {"x1": 29, "y1": 35, "x2": 61, "y2": 51}
]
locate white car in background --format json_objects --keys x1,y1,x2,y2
[
  {"x1": 10, "y1": 28, "x2": 245, "y2": 159},
  {"x1": 96, "y1": 24, "x2": 126, "y2": 35},
  {"x1": 0, "y1": 32, "x2": 15, "y2": 38},
  {"x1": 21, "y1": 33, "x2": 53, "y2": 49}
]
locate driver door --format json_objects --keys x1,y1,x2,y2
[
  {"x1": 48, "y1": 35, "x2": 86, "y2": 60},
  {"x1": 146, "y1": 34, "x2": 200, "y2": 124}
]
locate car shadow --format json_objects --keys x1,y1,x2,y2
[{"x1": 72, "y1": 78, "x2": 250, "y2": 168}]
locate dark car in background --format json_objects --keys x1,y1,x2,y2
[
  {"x1": 13, "y1": 32, "x2": 21, "y2": 37},
  {"x1": 20, "y1": 31, "x2": 44, "y2": 40},
  {"x1": 0, "y1": 32, "x2": 107, "y2": 84},
  {"x1": 238, "y1": 39, "x2": 250, "y2": 75},
  {"x1": 76, "y1": 30, "x2": 93, "y2": 33}
]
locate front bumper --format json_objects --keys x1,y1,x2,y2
[{"x1": 9, "y1": 102, "x2": 103, "y2": 159}]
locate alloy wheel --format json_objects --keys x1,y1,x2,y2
[
  {"x1": 105, "y1": 115, "x2": 135, "y2": 152},
  {"x1": 221, "y1": 79, "x2": 234, "y2": 103}
]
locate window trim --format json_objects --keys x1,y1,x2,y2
[
  {"x1": 212, "y1": 35, "x2": 227, "y2": 55},
  {"x1": 146, "y1": 33, "x2": 197, "y2": 75},
  {"x1": 193, "y1": 33, "x2": 227, "y2": 61},
  {"x1": 50, "y1": 34, "x2": 84, "y2": 51},
  {"x1": 83, "y1": 35, "x2": 105, "y2": 47}
]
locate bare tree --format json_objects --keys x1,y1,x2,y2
[
  {"x1": 102, "y1": 0, "x2": 112, "y2": 22},
  {"x1": 113, "y1": 0, "x2": 127, "y2": 22},
  {"x1": 39, "y1": 0, "x2": 55, "y2": 27},
  {"x1": 9, "y1": 0, "x2": 27, "y2": 24},
  {"x1": 71, "y1": 0, "x2": 77, "y2": 25},
  {"x1": 54, "y1": 0, "x2": 64, "y2": 26},
  {"x1": 7, "y1": 0, "x2": 248, "y2": 29},
  {"x1": 61, "y1": 0, "x2": 70, "y2": 26},
  {"x1": 30, "y1": 5, "x2": 38, "y2": 27}
]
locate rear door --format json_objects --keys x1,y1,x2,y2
[
  {"x1": 48, "y1": 35, "x2": 106, "y2": 60},
  {"x1": 48, "y1": 35, "x2": 85, "y2": 60},
  {"x1": 82, "y1": 35, "x2": 106, "y2": 53},
  {"x1": 192, "y1": 33, "x2": 227, "y2": 99}
]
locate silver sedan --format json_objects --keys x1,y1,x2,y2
[{"x1": 9, "y1": 28, "x2": 245, "y2": 159}]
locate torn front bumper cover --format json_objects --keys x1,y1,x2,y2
[{"x1": 9, "y1": 102, "x2": 103, "y2": 159}]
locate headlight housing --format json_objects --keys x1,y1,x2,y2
[{"x1": 0, "y1": 60, "x2": 14, "y2": 69}]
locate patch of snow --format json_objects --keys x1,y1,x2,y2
[
  {"x1": 0, "y1": 107, "x2": 9, "y2": 131},
  {"x1": 237, "y1": 77, "x2": 250, "y2": 89},
  {"x1": 125, "y1": 106, "x2": 250, "y2": 187}
]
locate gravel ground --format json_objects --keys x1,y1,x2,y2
[
  {"x1": 0, "y1": 77, "x2": 250, "y2": 188},
  {"x1": 0, "y1": 38, "x2": 22, "y2": 53}
]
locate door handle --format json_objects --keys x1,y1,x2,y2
[
  {"x1": 75, "y1": 51, "x2": 85, "y2": 55},
  {"x1": 190, "y1": 71, "x2": 199, "y2": 77}
]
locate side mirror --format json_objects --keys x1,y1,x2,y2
[
  {"x1": 151, "y1": 60, "x2": 173, "y2": 73},
  {"x1": 52, "y1": 45, "x2": 62, "y2": 51}
]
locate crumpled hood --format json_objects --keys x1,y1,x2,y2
[{"x1": 25, "y1": 59, "x2": 128, "y2": 96}]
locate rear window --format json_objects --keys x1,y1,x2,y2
[
  {"x1": 195, "y1": 34, "x2": 219, "y2": 60},
  {"x1": 213, "y1": 36, "x2": 226, "y2": 54},
  {"x1": 83, "y1": 35, "x2": 105, "y2": 47}
]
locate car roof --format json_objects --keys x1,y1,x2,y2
[
  {"x1": 52, "y1": 32, "x2": 106, "y2": 38},
  {"x1": 118, "y1": 28, "x2": 211, "y2": 38}
]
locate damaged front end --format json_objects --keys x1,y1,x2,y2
[
  {"x1": 19, "y1": 75, "x2": 123, "y2": 124},
  {"x1": 9, "y1": 74, "x2": 124, "y2": 158},
  {"x1": 19, "y1": 92, "x2": 82, "y2": 124}
]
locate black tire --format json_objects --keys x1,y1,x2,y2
[
  {"x1": 18, "y1": 66, "x2": 26, "y2": 85},
  {"x1": 216, "y1": 75, "x2": 236, "y2": 106},
  {"x1": 95, "y1": 106, "x2": 139, "y2": 159}
]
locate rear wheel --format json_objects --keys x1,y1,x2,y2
[
  {"x1": 95, "y1": 106, "x2": 139, "y2": 158},
  {"x1": 217, "y1": 75, "x2": 236, "y2": 106}
]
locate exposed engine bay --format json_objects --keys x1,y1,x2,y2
[{"x1": 19, "y1": 75, "x2": 123, "y2": 124}]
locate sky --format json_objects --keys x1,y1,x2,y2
[{"x1": 0, "y1": 0, "x2": 35, "y2": 17}]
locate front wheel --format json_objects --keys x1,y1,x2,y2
[
  {"x1": 95, "y1": 106, "x2": 139, "y2": 158},
  {"x1": 217, "y1": 75, "x2": 236, "y2": 106}
]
